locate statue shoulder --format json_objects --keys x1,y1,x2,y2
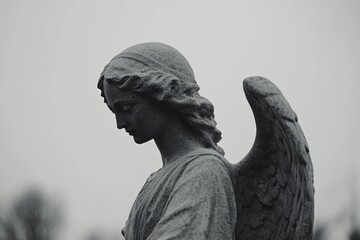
[{"x1": 176, "y1": 148, "x2": 235, "y2": 189}]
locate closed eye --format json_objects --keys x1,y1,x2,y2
[
  {"x1": 113, "y1": 102, "x2": 136, "y2": 113},
  {"x1": 122, "y1": 104, "x2": 132, "y2": 111}
]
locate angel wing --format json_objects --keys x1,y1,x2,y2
[{"x1": 233, "y1": 77, "x2": 314, "y2": 240}]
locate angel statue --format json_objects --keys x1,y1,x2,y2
[{"x1": 97, "y1": 42, "x2": 314, "y2": 240}]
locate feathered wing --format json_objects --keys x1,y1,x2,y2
[{"x1": 233, "y1": 77, "x2": 314, "y2": 240}]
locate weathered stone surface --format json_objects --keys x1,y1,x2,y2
[{"x1": 98, "y1": 42, "x2": 314, "y2": 240}]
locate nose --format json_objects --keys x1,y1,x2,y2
[{"x1": 115, "y1": 114, "x2": 128, "y2": 129}]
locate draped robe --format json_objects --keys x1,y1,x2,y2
[{"x1": 123, "y1": 148, "x2": 237, "y2": 240}]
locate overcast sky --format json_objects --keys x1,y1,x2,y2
[{"x1": 1, "y1": 1, "x2": 359, "y2": 239}]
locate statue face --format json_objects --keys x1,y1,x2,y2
[{"x1": 103, "y1": 80, "x2": 169, "y2": 144}]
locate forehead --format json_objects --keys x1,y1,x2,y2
[{"x1": 103, "y1": 80, "x2": 139, "y2": 109}]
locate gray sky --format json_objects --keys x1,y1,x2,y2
[{"x1": 1, "y1": 0, "x2": 359, "y2": 239}]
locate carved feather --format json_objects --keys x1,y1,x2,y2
[{"x1": 233, "y1": 77, "x2": 314, "y2": 240}]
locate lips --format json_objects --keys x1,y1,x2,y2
[{"x1": 126, "y1": 129, "x2": 135, "y2": 135}]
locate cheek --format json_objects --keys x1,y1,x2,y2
[
  {"x1": 130, "y1": 109, "x2": 155, "y2": 133},
  {"x1": 144, "y1": 111, "x2": 164, "y2": 132},
  {"x1": 131, "y1": 106, "x2": 166, "y2": 135}
]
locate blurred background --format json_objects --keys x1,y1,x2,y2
[{"x1": 0, "y1": 0, "x2": 359, "y2": 239}]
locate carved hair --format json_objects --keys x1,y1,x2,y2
[{"x1": 97, "y1": 42, "x2": 224, "y2": 155}]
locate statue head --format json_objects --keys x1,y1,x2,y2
[{"x1": 98, "y1": 42, "x2": 224, "y2": 155}]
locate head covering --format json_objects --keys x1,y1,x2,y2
[
  {"x1": 98, "y1": 42, "x2": 224, "y2": 155},
  {"x1": 113, "y1": 42, "x2": 196, "y2": 82}
]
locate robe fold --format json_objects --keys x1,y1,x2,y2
[{"x1": 123, "y1": 148, "x2": 236, "y2": 240}]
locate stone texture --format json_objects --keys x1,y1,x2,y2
[{"x1": 98, "y1": 43, "x2": 314, "y2": 240}]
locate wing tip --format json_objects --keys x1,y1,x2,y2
[{"x1": 243, "y1": 76, "x2": 281, "y2": 97}]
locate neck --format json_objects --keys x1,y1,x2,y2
[{"x1": 154, "y1": 117, "x2": 205, "y2": 167}]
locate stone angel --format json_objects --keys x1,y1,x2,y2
[{"x1": 97, "y1": 42, "x2": 314, "y2": 240}]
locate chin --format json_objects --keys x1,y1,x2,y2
[{"x1": 133, "y1": 136, "x2": 151, "y2": 144}]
